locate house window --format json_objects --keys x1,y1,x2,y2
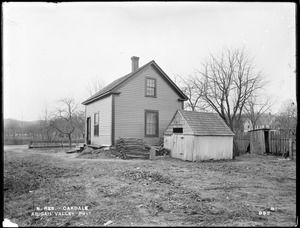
[
  {"x1": 94, "y1": 112, "x2": 99, "y2": 136},
  {"x1": 145, "y1": 78, "x2": 156, "y2": 97},
  {"x1": 145, "y1": 110, "x2": 159, "y2": 137}
]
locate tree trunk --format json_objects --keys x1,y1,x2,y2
[
  {"x1": 68, "y1": 134, "x2": 72, "y2": 148},
  {"x1": 233, "y1": 137, "x2": 240, "y2": 159}
]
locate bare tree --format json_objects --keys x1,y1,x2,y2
[
  {"x1": 274, "y1": 99, "x2": 297, "y2": 137},
  {"x1": 84, "y1": 77, "x2": 106, "y2": 98},
  {"x1": 72, "y1": 108, "x2": 85, "y2": 139},
  {"x1": 194, "y1": 47, "x2": 268, "y2": 156},
  {"x1": 196, "y1": 47, "x2": 267, "y2": 132},
  {"x1": 49, "y1": 98, "x2": 84, "y2": 148},
  {"x1": 24, "y1": 122, "x2": 40, "y2": 140},
  {"x1": 243, "y1": 94, "x2": 274, "y2": 130},
  {"x1": 39, "y1": 108, "x2": 54, "y2": 140},
  {"x1": 4, "y1": 119, "x2": 20, "y2": 139},
  {"x1": 177, "y1": 74, "x2": 208, "y2": 111}
]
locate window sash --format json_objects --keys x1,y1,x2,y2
[
  {"x1": 94, "y1": 112, "x2": 99, "y2": 136},
  {"x1": 94, "y1": 124, "x2": 99, "y2": 136},
  {"x1": 146, "y1": 78, "x2": 156, "y2": 97},
  {"x1": 145, "y1": 110, "x2": 158, "y2": 136},
  {"x1": 94, "y1": 113, "x2": 99, "y2": 125}
]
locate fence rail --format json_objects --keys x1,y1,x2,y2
[
  {"x1": 28, "y1": 140, "x2": 85, "y2": 148},
  {"x1": 4, "y1": 137, "x2": 85, "y2": 146}
]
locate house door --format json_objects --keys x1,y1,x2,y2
[{"x1": 86, "y1": 117, "x2": 91, "y2": 145}]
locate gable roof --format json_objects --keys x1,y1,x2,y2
[
  {"x1": 82, "y1": 60, "x2": 188, "y2": 105},
  {"x1": 179, "y1": 110, "x2": 235, "y2": 136},
  {"x1": 255, "y1": 113, "x2": 276, "y2": 126}
]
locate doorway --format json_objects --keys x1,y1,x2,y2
[
  {"x1": 264, "y1": 130, "x2": 270, "y2": 153},
  {"x1": 86, "y1": 117, "x2": 91, "y2": 145}
]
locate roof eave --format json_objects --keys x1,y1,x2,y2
[
  {"x1": 82, "y1": 59, "x2": 188, "y2": 105},
  {"x1": 178, "y1": 98, "x2": 188, "y2": 101},
  {"x1": 151, "y1": 61, "x2": 188, "y2": 100},
  {"x1": 83, "y1": 61, "x2": 154, "y2": 105},
  {"x1": 82, "y1": 91, "x2": 121, "y2": 105}
]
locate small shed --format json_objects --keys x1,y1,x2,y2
[
  {"x1": 164, "y1": 110, "x2": 235, "y2": 161},
  {"x1": 248, "y1": 128, "x2": 270, "y2": 154}
]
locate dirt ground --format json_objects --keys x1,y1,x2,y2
[{"x1": 3, "y1": 146, "x2": 296, "y2": 227}]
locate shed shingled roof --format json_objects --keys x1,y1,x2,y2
[
  {"x1": 82, "y1": 60, "x2": 188, "y2": 105},
  {"x1": 179, "y1": 110, "x2": 235, "y2": 136}
]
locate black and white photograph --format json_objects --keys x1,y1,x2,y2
[{"x1": 3, "y1": 2, "x2": 297, "y2": 227}]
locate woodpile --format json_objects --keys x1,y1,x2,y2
[
  {"x1": 155, "y1": 146, "x2": 171, "y2": 156},
  {"x1": 116, "y1": 138, "x2": 150, "y2": 159}
]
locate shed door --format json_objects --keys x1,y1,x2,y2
[
  {"x1": 171, "y1": 135, "x2": 194, "y2": 161},
  {"x1": 176, "y1": 135, "x2": 185, "y2": 160},
  {"x1": 170, "y1": 134, "x2": 184, "y2": 160}
]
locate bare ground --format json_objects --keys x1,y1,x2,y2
[{"x1": 3, "y1": 146, "x2": 296, "y2": 227}]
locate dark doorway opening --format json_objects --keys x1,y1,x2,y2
[
  {"x1": 264, "y1": 130, "x2": 270, "y2": 153},
  {"x1": 86, "y1": 117, "x2": 91, "y2": 145}
]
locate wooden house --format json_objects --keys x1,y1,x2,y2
[
  {"x1": 243, "y1": 113, "x2": 276, "y2": 133},
  {"x1": 82, "y1": 56, "x2": 188, "y2": 146},
  {"x1": 164, "y1": 110, "x2": 235, "y2": 161}
]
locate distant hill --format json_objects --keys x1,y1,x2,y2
[{"x1": 4, "y1": 118, "x2": 40, "y2": 127}]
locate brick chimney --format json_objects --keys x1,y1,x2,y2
[{"x1": 131, "y1": 56, "x2": 139, "y2": 72}]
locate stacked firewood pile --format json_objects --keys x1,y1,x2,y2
[
  {"x1": 116, "y1": 138, "x2": 150, "y2": 159},
  {"x1": 154, "y1": 146, "x2": 171, "y2": 156}
]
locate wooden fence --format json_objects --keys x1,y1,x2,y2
[
  {"x1": 5, "y1": 136, "x2": 85, "y2": 146},
  {"x1": 269, "y1": 131, "x2": 296, "y2": 158},
  {"x1": 235, "y1": 134, "x2": 250, "y2": 154},
  {"x1": 28, "y1": 140, "x2": 85, "y2": 149},
  {"x1": 235, "y1": 131, "x2": 296, "y2": 159}
]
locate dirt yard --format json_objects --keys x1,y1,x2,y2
[{"x1": 4, "y1": 146, "x2": 296, "y2": 227}]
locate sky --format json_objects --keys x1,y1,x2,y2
[{"x1": 3, "y1": 2, "x2": 296, "y2": 121}]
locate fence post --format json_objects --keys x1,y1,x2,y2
[{"x1": 289, "y1": 138, "x2": 293, "y2": 159}]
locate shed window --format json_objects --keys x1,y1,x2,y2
[
  {"x1": 173, "y1": 128, "x2": 183, "y2": 133},
  {"x1": 145, "y1": 110, "x2": 159, "y2": 137},
  {"x1": 94, "y1": 112, "x2": 99, "y2": 136},
  {"x1": 145, "y1": 78, "x2": 156, "y2": 97}
]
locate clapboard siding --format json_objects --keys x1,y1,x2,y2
[
  {"x1": 85, "y1": 95, "x2": 112, "y2": 145},
  {"x1": 193, "y1": 136, "x2": 233, "y2": 160},
  {"x1": 114, "y1": 65, "x2": 183, "y2": 145},
  {"x1": 164, "y1": 135, "x2": 233, "y2": 161},
  {"x1": 164, "y1": 110, "x2": 234, "y2": 162},
  {"x1": 164, "y1": 111, "x2": 193, "y2": 135},
  {"x1": 164, "y1": 134, "x2": 194, "y2": 160}
]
